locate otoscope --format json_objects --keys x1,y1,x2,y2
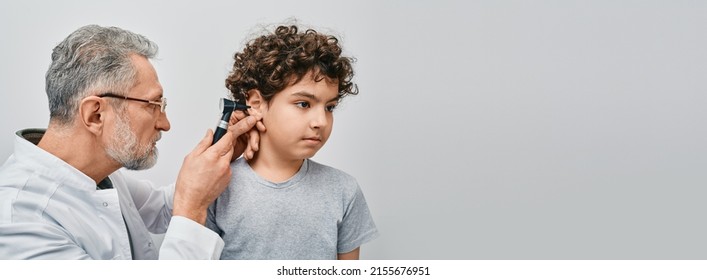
[{"x1": 212, "y1": 98, "x2": 250, "y2": 145}]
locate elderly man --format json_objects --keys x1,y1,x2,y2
[{"x1": 0, "y1": 25, "x2": 259, "y2": 259}]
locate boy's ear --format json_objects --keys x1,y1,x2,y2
[{"x1": 246, "y1": 89, "x2": 266, "y2": 112}]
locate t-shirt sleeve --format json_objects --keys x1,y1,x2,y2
[{"x1": 337, "y1": 183, "x2": 379, "y2": 254}]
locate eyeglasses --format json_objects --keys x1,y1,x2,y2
[{"x1": 98, "y1": 93, "x2": 167, "y2": 113}]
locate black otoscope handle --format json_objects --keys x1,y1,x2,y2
[{"x1": 212, "y1": 111, "x2": 233, "y2": 145}]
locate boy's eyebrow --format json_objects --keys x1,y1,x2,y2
[{"x1": 292, "y1": 91, "x2": 339, "y2": 103}]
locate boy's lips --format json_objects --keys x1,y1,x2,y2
[{"x1": 303, "y1": 136, "x2": 322, "y2": 143}]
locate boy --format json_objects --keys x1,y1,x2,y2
[{"x1": 207, "y1": 24, "x2": 379, "y2": 260}]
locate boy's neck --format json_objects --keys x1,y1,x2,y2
[{"x1": 247, "y1": 147, "x2": 304, "y2": 183}]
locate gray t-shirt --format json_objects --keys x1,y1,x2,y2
[{"x1": 207, "y1": 157, "x2": 379, "y2": 260}]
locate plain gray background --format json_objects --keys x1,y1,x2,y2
[{"x1": 1, "y1": 0, "x2": 706, "y2": 259}]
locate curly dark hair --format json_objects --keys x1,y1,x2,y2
[{"x1": 225, "y1": 25, "x2": 358, "y2": 103}]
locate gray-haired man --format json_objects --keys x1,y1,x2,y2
[{"x1": 0, "y1": 25, "x2": 259, "y2": 259}]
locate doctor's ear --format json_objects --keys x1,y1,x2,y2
[{"x1": 78, "y1": 95, "x2": 109, "y2": 136}]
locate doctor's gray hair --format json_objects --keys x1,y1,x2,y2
[{"x1": 45, "y1": 25, "x2": 158, "y2": 124}]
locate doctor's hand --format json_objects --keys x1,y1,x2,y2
[
  {"x1": 229, "y1": 110, "x2": 265, "y2": 161},
  {"x1": 173, "y1": 115, "x2": 258, "y2": 225}
]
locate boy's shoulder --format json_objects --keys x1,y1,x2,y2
[
  {"x1": 306, "y1": 159, "x2": 359, "y2": 187},
  {"x1": 307, "y1": 159, "x2": 354, "y2": 177}
]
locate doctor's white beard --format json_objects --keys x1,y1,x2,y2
[{"x1": 105, "y1": 113, "x2": 159, "y2": 170}]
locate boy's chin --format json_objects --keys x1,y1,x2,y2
[
  {"x1": 300, "y1": 154, "x2": 317, "y2": 160},
  {"x1": 297, "y1": 151, "x2": 319, "y2": 160}
]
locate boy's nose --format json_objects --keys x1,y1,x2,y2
[{"x1": 310, "y1": 109, "x2": 328, "y2": 129}]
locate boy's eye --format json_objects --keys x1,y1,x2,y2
[
  {"x1": 295, "y1": 101, "x2": 310, "y2": 108},
  {"x1": 326, "y1": 104, "x2": 338, "y2": 112}
]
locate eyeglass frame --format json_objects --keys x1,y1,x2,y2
[{"x1": 97, "y1": 92, "x2": 167, "y2": 113}]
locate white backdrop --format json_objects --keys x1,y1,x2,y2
[{"x1": 1, "y1": 0, "x2": 706, "y2": 259}]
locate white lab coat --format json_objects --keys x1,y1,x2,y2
[{"x1": 0, "y1": 130, "x2": 223, "y2": 259}]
